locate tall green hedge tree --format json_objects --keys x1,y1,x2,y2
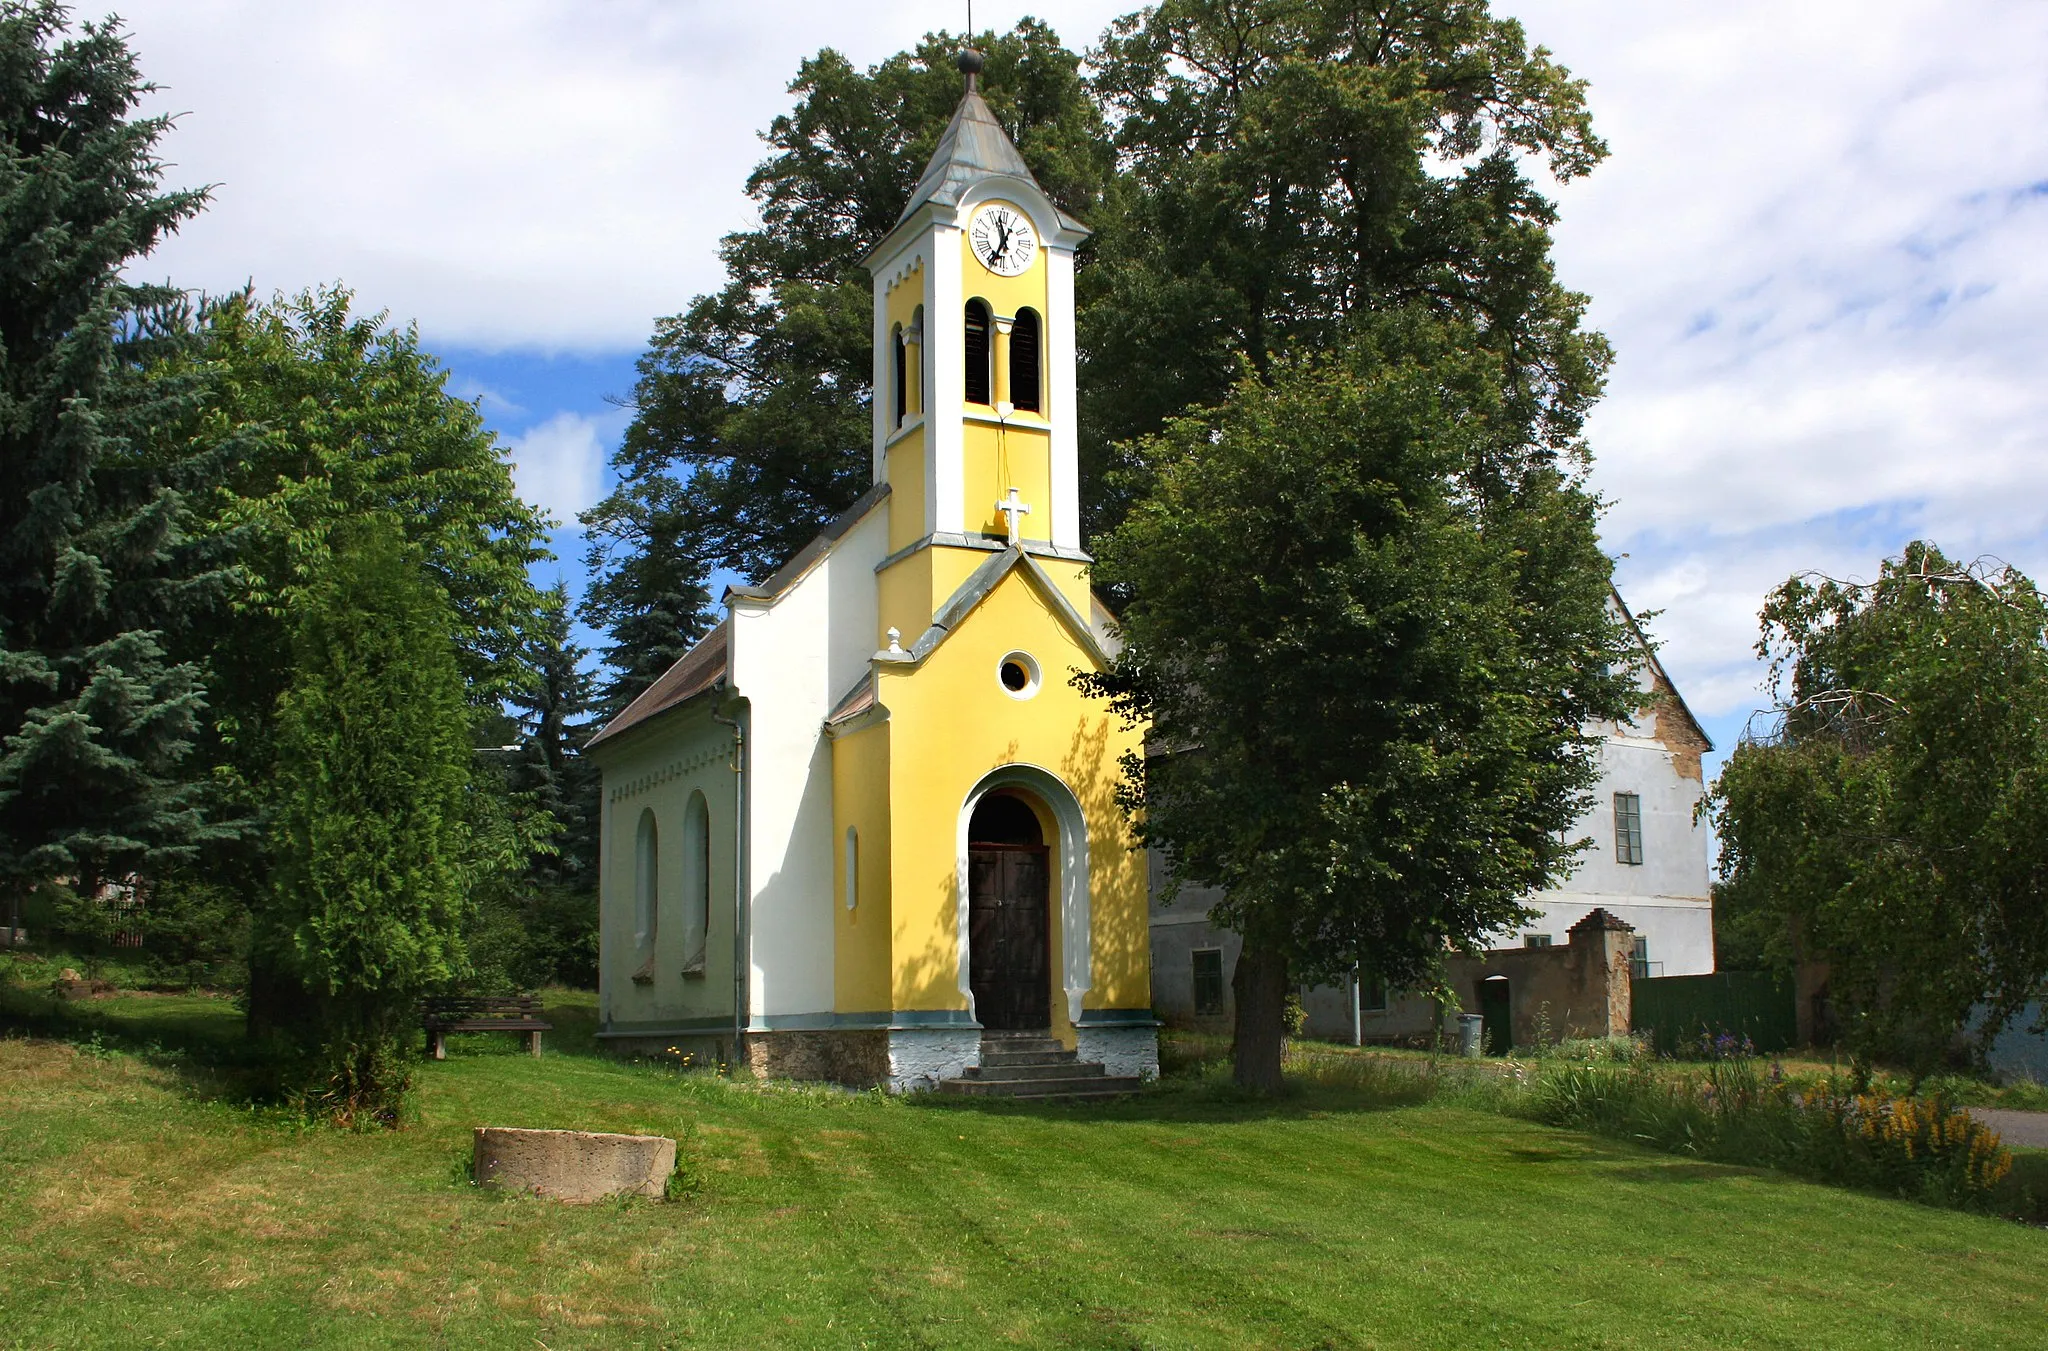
[
  {"x1": 266, "y1": 519, "x2": 487, "y2": 1123},
  {"x1": 0, "y1": 2, "x2": 220, "y2": 930},
  {"x1": 142, "y1": 287, "x2": 553, "y2": 1007},
  {"x1": 1084, "y1": 317, "x2": 1634, "y2": 1089},
  {"x1": 1712, "y1": 543, "x2": 2048, "y2": 1078}
]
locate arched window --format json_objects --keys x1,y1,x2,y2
[
  {"x1": 963, "y1": 299, "x2": 992, "y2": 405},
  {"x1": 844, "y1": 826, "x2": 859, "y2": 911},
  {"x1": 683, "y1": 791, "x2": 710, "y2": 973},
  {"x1": 891, "y1": 323, "x2": 907, "y2": 427},
  {"x1": 633, "y1": 809, "x2": 659, "y2": 948},
  {"x1": 1009, "y1": 307, "x2": 1041, "y2": 413}
]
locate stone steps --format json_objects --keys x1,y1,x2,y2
[{"x1": 935, "y1": 1031, "x2": 1142, "y2": 1102}]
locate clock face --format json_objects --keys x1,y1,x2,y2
[{"x1": 969, "y1": 204, "x2": 1037, "y2": 276}]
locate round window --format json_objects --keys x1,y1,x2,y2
[{"x1": 997, "y1": 651, "x2": 1041, "y2": 699}]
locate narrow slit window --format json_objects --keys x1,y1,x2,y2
[
  {"x1": 964, "y1": 300, "x2": 992, "y2": 405},
  {"x1": 1614, "y1": 792, "x2": 1644, "y2": 865},
  {"x1": 892, "y1": 324, "x2": 907, "y2": 427},
  {"x1": 1009, "y1": 307, "x2": 1041, "y2": 412},
  {"x1": 843, "y1": 826, "x2": 859, "y2": 912},
  {"x1": 1192, "y1": 948, "x2": 1225, "y2": 1015}
]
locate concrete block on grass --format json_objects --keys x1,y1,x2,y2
[{"x1": 472, "y1": 1127, "x2": 675, "y2": 1203}]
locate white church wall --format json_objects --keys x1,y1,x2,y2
[
  {"x1": 594, "y1": 703, "x2": 738, "y2": 1039},
  {"x1": 729, "y1": 502, "x2": 888, "y2": 1022}
]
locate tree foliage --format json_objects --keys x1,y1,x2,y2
[
  {"x1": 1711, "y1": 542, "x2": 2048, "y2": 1076},
  {"x1": 264, "y1": 519, "x2": 489, "y2": 1123},
  {"x1": 580, "y1": 20, "x2": 1112, "y2": 698},
  {"x1": 1083, "y1": 315, "x2": 1634, "y2": 1087},
  {"x1": 0, "y1": 1, "x2": 220, "y2": 903},
  {"x1": 146, "y1": 287, "x2": 552, "y2": 895},
  {"x1": 1083, "y1": 0, "x2": 1612, "y2": 538}
]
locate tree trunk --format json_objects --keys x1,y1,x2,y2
[{"x1": 1231, "y1": 940, "x2": 1289, "y2": 1092}]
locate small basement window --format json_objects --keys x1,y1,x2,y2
[
  {"x1": 1614, "y1": 792, "x2": 1644, "y2": 866},
  {"x1": 1192, "y1": 949, "x2": 1225, "y2": 1015}
]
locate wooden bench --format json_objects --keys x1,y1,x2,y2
[{"x1": 422, "y1": 994, "x2": 552, "y2": 1060}]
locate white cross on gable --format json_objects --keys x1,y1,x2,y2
[{"x1": 996, "y1": 487, "x2": 1031, "y2": 546}]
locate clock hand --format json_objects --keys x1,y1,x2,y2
[{"x1": 992, "y1": 217, "x2": 1010, "y2": 262}]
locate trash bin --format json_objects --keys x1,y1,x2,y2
[{"x1": 1458, "y1": 1013, "x2": 1485, "y2": 1058}]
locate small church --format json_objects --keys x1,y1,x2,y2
[{"x1": 584, "y1": 52, "x2": 1158, "y2": 1092}]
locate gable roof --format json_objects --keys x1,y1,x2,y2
[
  {"x1": 727, "y1": 481, "x2": 890, "y2": 605},
  {"x1": 584, "y1": 484, "x2": 893, "y2": 753},
  {"x1": 880, "y1": 544, "x2": 1112, "y2": 672},
  {"x1": 584, "y1": 618, "x2": 728, "y2": 752},
  {"x1": 1613, "y1": 585, "x2": 1713, "y2": 753}
]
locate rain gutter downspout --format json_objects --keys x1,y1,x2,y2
[{"x1": 711, "y1": 685, "x2": 748, "y2": 1072}]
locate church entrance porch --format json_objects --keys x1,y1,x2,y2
[{"x1": 966, "y1": 792, "x2": 1051, "y2": 1031}]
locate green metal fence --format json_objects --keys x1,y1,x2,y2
[{"x1": 1631, "y1": 971, "x2": 1799, "y2": 1055}]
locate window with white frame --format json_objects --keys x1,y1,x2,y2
[{"x1": 1613, "y1": 792, "x2": 1645, "y2": 865}]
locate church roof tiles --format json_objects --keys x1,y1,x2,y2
[{"x1": 583, "y1": 618, "x2": 727, "y2": 752}]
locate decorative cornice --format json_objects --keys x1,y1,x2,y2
[{"x1": 608, "y1": 743, "x2": 730, "y2": 804}]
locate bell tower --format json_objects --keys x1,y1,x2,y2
[{"x1": 863, "y1": 49, "x2": 1091, "y2": 644}]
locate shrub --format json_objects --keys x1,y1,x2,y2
[{"x1": 1525, "y1": 1059, "x2": 2012, "y2": 1210}]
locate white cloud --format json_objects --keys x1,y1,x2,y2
[
  {"x1": 86, "y1": 1, "x2": 2048, "y2": 736},
  {"x1": 101, "y1": 0, "x2": 1130, "y2": 351},
  {"x1": 1501, "y1": 0, "x2": 2048, "y2": 724},
  {"x1": 504, "y1": 411, "x2": 619, "y2": 528}
]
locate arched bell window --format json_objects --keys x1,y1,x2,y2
[
  {"x1": 964, "y1": 299, "x2": 992, "y2": 405},
  {"x1": 1009, "y1": 307, "x2": 1041, "y2": 413},
  {"x1": 891, "y1": 323, "x2": 907, "y2": 427}
]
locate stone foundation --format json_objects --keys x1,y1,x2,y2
[
  {"x1": 1076, "y1": 1023, "x2": 1160, "y2": 1080},
  {"x1": 743, "y1": 1029, "x2": 889, "y2": 1087},
  {"x1": 887, "y1": 1026, "x2": 981, "y2": 1092}
]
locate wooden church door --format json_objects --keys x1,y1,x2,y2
[{"x1": 967, "y1": 794, "x2": 1051, "y2": 1031}]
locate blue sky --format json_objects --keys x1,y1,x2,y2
[{"x1": 100, "y1": 0, "x2": 2048, "y2": 786}]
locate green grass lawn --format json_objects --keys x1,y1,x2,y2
[{"x1": 2, "y1": 988, "x2": 2045, "y2": 1349}]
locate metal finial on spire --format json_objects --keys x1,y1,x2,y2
[{"x1": 956, "y1": 45, "x2": 984, "y2": 94}]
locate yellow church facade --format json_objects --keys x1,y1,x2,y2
[{"x1": 585, "y1": 56, "x2": 1157, "y2": 1090}]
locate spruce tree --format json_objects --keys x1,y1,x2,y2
[
  {"x1": 0, "y1": 2, "x2": 215, "y2": 926},
  {"x1": 512, "y1": 583, "x2": 599, "y2": 881}
]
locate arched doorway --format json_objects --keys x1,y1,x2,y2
[{"x1": 966, "y1": 792, "x2": 1051, "y2": 1030}]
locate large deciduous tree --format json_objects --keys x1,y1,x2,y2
[
  {"x1": 1084, "y1": 0, "x2": 1612, "y2": 538},
  {"x1": 1083, "y1": 315, "x2": 1634, "y2": 1089},
  {"x1": 1711, "y1": 543, "x2": 2048, "y2": 1078},
  {"x1": 0, "y1": 2, "x2": 219, "y2": 921},
  {"x1": 581, "y1": 20, "x2": 1111, "y2": 705}
]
